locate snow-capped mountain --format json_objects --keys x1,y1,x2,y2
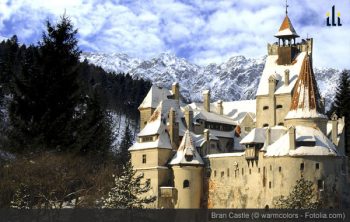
[{"x1": 81, "y1": 52, "x2": 340, "y2": 110}]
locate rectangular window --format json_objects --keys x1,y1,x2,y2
[
  {"x1": 227, "y1": 169, "x2": 230, "y2": 177},
  {"x1": 270, "y1": 165, "x2": 272, "y2": 171},
  {"x1": 316, "y1": 163, "x2": 319, "y2": 170},
  {"x1": 221, "y1": 171, "x2": 224, "y2": 177},
  {"x1": 242, "y1": 168, "x2": 244, "y2": 176},
  {"x1": 249, "y1": 169, "x2": 251, "y2": 175},
  {"x1": 142, "y1": 154, "x2": 146, "y2": 164},
  {"x1": 269, "y1": 181, "x2": 272, "y2": 189},
  {"x1": 279, "y1": 167, "x2": 282, "y2": 172},
  {"x1": 317, "y1": 180, "x2": 324, "y2": 190},
  {"x1": 258, "y1": 168, "x2": 260, "y2": 173},
  {"x1": 214, "y1": 170, "x2": 217, "y2": 177},
  {"x1": 300, "y1": 163, "x2": 304, "y2": 171}
]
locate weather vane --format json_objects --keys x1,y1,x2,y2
[{"x1": 285, "y1": 0, "x2": 289, "y2": 15}]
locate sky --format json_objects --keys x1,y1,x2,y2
[{"x1": 0, "y1": 0, "x2": 350, "y2": 69}]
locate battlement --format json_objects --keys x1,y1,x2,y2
[{"x1": 268, "y1": 38, "x2": 313, "y2": 56}]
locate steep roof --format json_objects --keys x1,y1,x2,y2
[
  {"x1": 265, "y1": 126, "x2": 339, "y2": 156},
  {"x1": 240, "y1": 126, "x2": 286, "y2": 144},
  {"x1": 169, "y1": 130, "x2": 204, "y2": 166},
  {"x1": 256, "y1": 52, "x2": 306, "y2": 96},
  {"x1": 138, "y1": 85, "x2": 172, "y2": 109},
  {"x1": 285, "y1": 55, "x2": 326, "y2": 119},
  {"x1": 275, "y1": 15, "x2": 299, "y2": 38}
]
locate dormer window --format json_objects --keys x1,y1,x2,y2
[{"x1": 185, "y1": 154, "x2": 193, "y2": 162}]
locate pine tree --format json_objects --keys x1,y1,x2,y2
[
  {"x1": 330, "y1": 70, "x2": 350, "y2": 118},
  {"x1": 102, "y1": 160, "x2": 156, "y2": 209},
  {"x1": 329, "y1": 70, "x2": 350, "y2": 155},
  {"x1": 274, "y1": 177, "x2": 322, "y2": 209},
  {"x1": 118, "y1": 125, "x2": 133, "y2": 166}
]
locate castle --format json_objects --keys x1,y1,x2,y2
[{"x1": 129, "y1": 10, "x2": 349, "y2": 208}]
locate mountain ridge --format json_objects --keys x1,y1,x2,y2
[{"x1": 81, "y1": 52, "x2": 340, "y2": 110}]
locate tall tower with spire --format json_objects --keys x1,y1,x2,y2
[{"x1": 256, "y1": 4, "x2": 315, "y2": 128}]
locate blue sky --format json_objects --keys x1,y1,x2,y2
[{"x1": 0, "y1": 0, "x2": 350, "y2": 69}]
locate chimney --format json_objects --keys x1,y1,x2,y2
[
  {"x1": 169, "y1": 108, "x2": 179, "y2": 149},
  {"x1": 216, "y1": 100, "x2": 223, "y2": 115},
  {"x1": 288, "y1": 126, "x2": 296, "y2": 150},
  {"x1": 184, "y1": 107, "x2": 193, "y2": 131},
  {"x1": 265, "y1": 127, "x2": 271, "y2": 146},
  {"x1": 172, "y1": 82, "x2": 179, "y2": 101},
  {"x1": 284, "y1": 69, "x2": 290, "y2": 86},
  {"x1": 204, "y1": 129, "x2": 210, "y2": 142},
  {"x1": 331, "y1": 113, "x2": 338, "y2": 145},
  {"x1": 268, "y1": 75, "x2": 276, "y2": 96},
  {"x1": 203, "y1": 90, "x2": 210, "y2": 112}
]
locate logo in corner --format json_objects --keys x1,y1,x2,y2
[{"x1": 326, "y1": 5, "x2": 342, "y2": 26}]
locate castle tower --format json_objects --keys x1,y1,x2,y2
[
  {"x1": 129, "y1": 101, "x2": 175, "y2": 208},
  {"x1": 284, "y1": 55, "x2": 328, "y2": 134},
  {"x1": 274, "y1": 8, "x2": 299, "y2": 65},
  {"x1": 169, "y1": 130, "x2": 204, "y2": 208}
]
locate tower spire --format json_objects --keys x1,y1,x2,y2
[{"x1": 285, "y1": 0, "x2": 289, "y2": 15}]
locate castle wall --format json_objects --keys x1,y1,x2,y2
[
  {"x1": 204, "y1": 154, "x2": 346, "y2": 208},
  {"x1": 275, "y1": 94, "x2": 292, "y2": 126},
  {"x1": 256, "y1": 95, "x2": 275, "y2": 127}
]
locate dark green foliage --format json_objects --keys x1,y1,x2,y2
[
  {"x1": 328, "y1": 70, "x2": 350, "y2": 155},
  {"x1": 102, "y1": 159, "x2": 156, "y2": 208},
  {"x1": 274, "y1": 177, "x2": 322, "y2": 209},
  {"x1": 118, "y1": 125, "x2": 133, "y2": 166}
]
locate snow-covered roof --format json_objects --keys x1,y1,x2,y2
[
  {"x1": 169, "y1": 130, "x2": 204, "y2": 166},
  {"x1": 275, "y1": 15, "x2": 299, "y2": 38},
  {"x1": 265, "y1": 126, "x2": 339, "y2": 157},
  {"x1": 205, "y1": 152, "x2": 245, "y2": 158},
  {"x1": 240, "y1": 127, "x2": 286, "y2": 144},
  {"x1": 188, "y1": 103, "x2": 237, "y2": 125},
  {"x1": 285, "y1": 55, "x2": 326, "y2": 119},
  {"x1": 138, "y1": 99, "x2": 186, "y2": 137},
  {"x1": 138, "y1": 85, "x2": 172, "y2": 109},
  {"x1": 220, "y1": 100, "x2": 256, "y2": 123},
  {"x1": 256, "y1": 52, "x2": 306, "y2": 96},
  {"x1": 210, "y1": 129, "x2": 235, "y2": 139}
]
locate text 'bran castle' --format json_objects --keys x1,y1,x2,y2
[{"x1": 129, "y1": 8, "x2": 350, "y2": 208}]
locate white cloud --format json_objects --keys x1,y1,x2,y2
[{"x1": 0, "y1": 0, "x2": 349, "y2": 69}]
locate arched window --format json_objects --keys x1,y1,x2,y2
[{"x1": 183, "y1": 180, "x2": 190, "y2": 188}]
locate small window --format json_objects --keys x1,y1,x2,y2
[
  {"x1": 242, "y1": 168, "x2": 244, "y2": 175},
  {"x1": 214, "y1": 170, "x2": 217, "y2": 177},
  {"x1": 142, "y1": 154, "x2": 146, "y2": 164},
  {"x1": 258, "y1": 168, "x2": 260, "y2": 173},
  {"x1": 249, "y1": 169, "x2": 251, "y2": 175},
  {"x1": 269, "y1": 181, "x2": 272, "y2": 189},
  {"x1": 278, "y1": 122, "x2": 284, "y2": 126},
  {"x1": 221, "y1": 171, "x2": 224, "y2": 177},
  {"x1": 144, "y1": 121, "x2": 147, "y2": 125},
  {"x1": 270, "y1": 165, "x2": 272, "y2": 171},
  {"x1": 276, "y1": 105, "x2": 283, "y2": 109},
  {"x1": 317, "y1": 180, "x2": 324, "y2": 190},
  {"x1": 263, "y1": 123, "x2": 269, "y2": 127},
  {"x1": 300, "y1": 163, "x2": 304, "y2": 171},
  {"x1": 279, "y1": 167, "x2": 282, "y2": 172},
  {"x1": 263, "y1": 106, "x2": 269, "y2": 110},
  {"x1": 316, "y1": 163, "x2": 320, "y2": 170},
  {"x1": 227, "y1": 169, "x2": 230, "y2": 177},
  {"x1": 183, "y1": 180, "x2": 190, "y2": 188}
]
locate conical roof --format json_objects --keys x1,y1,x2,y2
[
  {"x1": 169, "y1": 130, "x2": 204, "y2": 166},
  {"x1": 275, "y1": 15, "x2": 299, "y2": 38},
  {"x1": 285, "y1": 55, "x2": 326, "y2": 119}
]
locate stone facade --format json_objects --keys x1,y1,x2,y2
[{"x1": 129, "y1": 12, "x2": 349, "y2": 209}]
